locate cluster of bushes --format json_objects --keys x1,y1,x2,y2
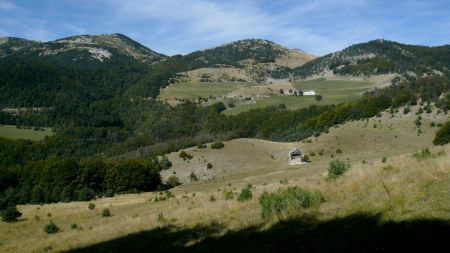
[
  {"x1": 259, "y1": 187, "x2": 324, "y2": 220},
  {"x1": 237, "y1": 185, "x2": 253, "y2": 202},
  {"x1": 179, "y1": 150, "x2": 193, "y2": 160},
  {"x1": 328, "y1": 159, "x2": 350, "y2": 179},
  {"x1": 211, "y1": 141, "x2": 225, "y2": 149},
  {"x1": 433, "y1": 120, "x2": 450, "y2": 145}
]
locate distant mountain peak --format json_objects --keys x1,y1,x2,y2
[{"x1": 1, "y1": 33, "x2": 166, "y2": 63}]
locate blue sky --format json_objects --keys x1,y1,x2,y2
[{"x1": 0, "y1": 0, "x2": 449, "y2": 56}]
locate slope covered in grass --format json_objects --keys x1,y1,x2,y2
[{"x1": 1, "y1": 108, "x2": 448, "y2": 252}]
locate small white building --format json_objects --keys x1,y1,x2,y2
[
  {"x1": 303, "y1": 90, "x2": 316, "y2": 96},
  {"x1": 288, "y1": 148, "x2": 305, "y2": 165}
]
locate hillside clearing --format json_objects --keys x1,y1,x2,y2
[
  {"x1": 0, "y1": 125, "x2": 53, "y2": 141},
  {"x1": 159, "y1": 77, "x2": 388, "y2": 115}
]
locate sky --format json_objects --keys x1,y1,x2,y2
[{"x1": 0, "y1": 0, "x2": 449, "y2": 56}]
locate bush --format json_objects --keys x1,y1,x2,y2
[
  {"x1": 223, "y1": 190, "x2": 234, "y2": 200},
  {"x1": 44, "y1": 220, "x2": 59, "y2": 234},
  {"x1": 1, "y1": 205, "x2": 22, "y2": 222},
  {"x1": 209, "y1": 195, "x2": 216, "y2": 202},
  {"x1": 336, "y1": 149, "x2": 342, "y2": 154},
  {"x1": 197, "y1": 143, "x2": 207, "y2": 149},
  {"x1": 301, "y1": 155, "x2": 310, "y2": 162},
  {"x1": 211, "y1": 141, "x2": 225, "y2": 149},
  {"x1": 328, "y1": 159, "x2": 349, "y2": 179},
  {"x1": 71, "y1": 223, "x2": 78, "y2": 229},
  {"x1": 237, "y1": 185, "x2": 253, "y2": 202},
  {"x1": 167, "y1": 176, "x2": 181, "y2": 188},
  {"x1": 207, "y1": 163, "x2": 213, "y2": 169},
  {"x1": 403, "y1": 107, "x2": 411, "y2": 114},
  {"x1": 413, "y1": 148, "x2": 432, "y2": 161},
  {"x1": 259, "y1": 187, "x2": 324, "y2": 220},
  {"x1": 102, "y1": 208, "x2": 111, "y2": 217},
  {"x1": 88, "y1": 203, "x2": 96, "y2": 210},
  {"x1": 189, "y1": 172, "x2": 198, "y2": 182},
  {"x1": 433, "y1": 120, "x2": 450, "y2": 145},
  {"x1": 227, "y1": 101, "x2": 236, "y2": 108},
  {"x1": 179, "y1": 151, "x2": 188, "y2": 159}
]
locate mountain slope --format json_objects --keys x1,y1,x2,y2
[
  {"x1": 0, "y1": 33, "x2": 165, "y2": 63},
  {"x1": 292, "y1": 39, "x2": 450, "y2": 78},
  {"x1": 0, "y1": 34, "x2": 173, "y2": 129},
  {"x1": 176, "y1": 39, "x2": 315, "y2": 82}
]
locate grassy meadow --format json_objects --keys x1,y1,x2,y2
[
  {"x1": 158, "y1": 78, "x2": 381, "y2": 115},
  {"x1": 1, "y1": 105, "x2": 449, "y2": 252},
  {"x1": 0, "y1": 125, "x2": 53, "y2": 141}
]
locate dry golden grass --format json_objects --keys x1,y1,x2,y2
[{"x1": 1, "y1": 108, "x2": 448, "y2": 252}]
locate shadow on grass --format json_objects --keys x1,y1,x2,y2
[{"x1": 66, "y1": 213, "x2": 450, "y2": 253}]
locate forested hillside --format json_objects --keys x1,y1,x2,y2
[{"x1": 292, "y1": 39, "x2": 450, "y2": 77}]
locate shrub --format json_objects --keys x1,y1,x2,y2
[
  {"x1": 44, "y1": 220, "x2": 59, "y2": 234},
  {"x1": 153, "y1": 191, "x2": 175, "y2": 202},
  {"x1": 189, "y1": 172, "x2": 198, "y2": 182},
  {"x1": 227, "y1": 101, "x2": 236, "y2": 108},
  {"x1": 336, "y1": 149, "x2": 342, "y2": 154},
  {"x1": 211, "y1": 141, "x2": 225, "y2": 149},
  {"x1": 179, "y1": 150, "x2": 188, "y2": 159},
  {"x1": 88, "y1": 203, "x2": 96, "y2": 210},
  {"x1": 237, "y1": 185, "x2": 253, "y2": 202},
  {"x1": 301, "y1": 155, "x2": 310, "y2": 162},
  {"x1": 197, "y1": 143, "x2": 207, "y2": 149},
  {"x1": 403, "y1": 107, "x2": 411, "y2": 114},
  {"x1": 1, "y1": 205, "x2": 22, "y2": 223},
  {"x1": 433, "y1": 120, "x2": 450, "y2": 145},
  {"x1": 102, "y1": 208, "x2": 111, "y2": 217},
  {"x1": 416, "y1": 107, "x2": 424, "y2": 115},
  {"x1": 209, "y1": 195, "x2": 216, "y2": 202},
  {"x1": 309, "y1": 152, "x2": 316, "y2": 157},
  {"x1": 71, "y1": 223, "x2": 78, "y2": 229},
  {"x1": 382, "y1": 157, "x2": 387, "y2": 163},
  {"x1": 328, "y1": 159, "x2": 349, "y2": 179},
  {"x1": 207, "y1": 163, "x2": 213, "y2": 169},
  {"x1": 259, "y1": 187, "x2": 324, "y2": 220},
  {"x1": 413, "y1": 148, "x2": 432, "y2": 161},
  {"x1": 318, "y1": 149, "x2": 324, "y2": 156},
  {"x1": 223, "y1": 190, "x2": 234, "y2": 200},
  {"x1": 167, "y1": 176, "x2": 181, "y2": 188}
]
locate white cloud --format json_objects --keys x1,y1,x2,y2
[
  {"x1": 103, "y1": 0, "x2": 382, "y2": 55},
  {"x1": 0, "y1": 0, "x2": 15, "y2": 11}
]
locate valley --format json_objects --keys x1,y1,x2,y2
[
  {"x1": 0, "y1": 106, "x2": 448, "y2": 252},
  {"x1": 0, "y1": 32, "x2": 449, "y2": 253}
]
